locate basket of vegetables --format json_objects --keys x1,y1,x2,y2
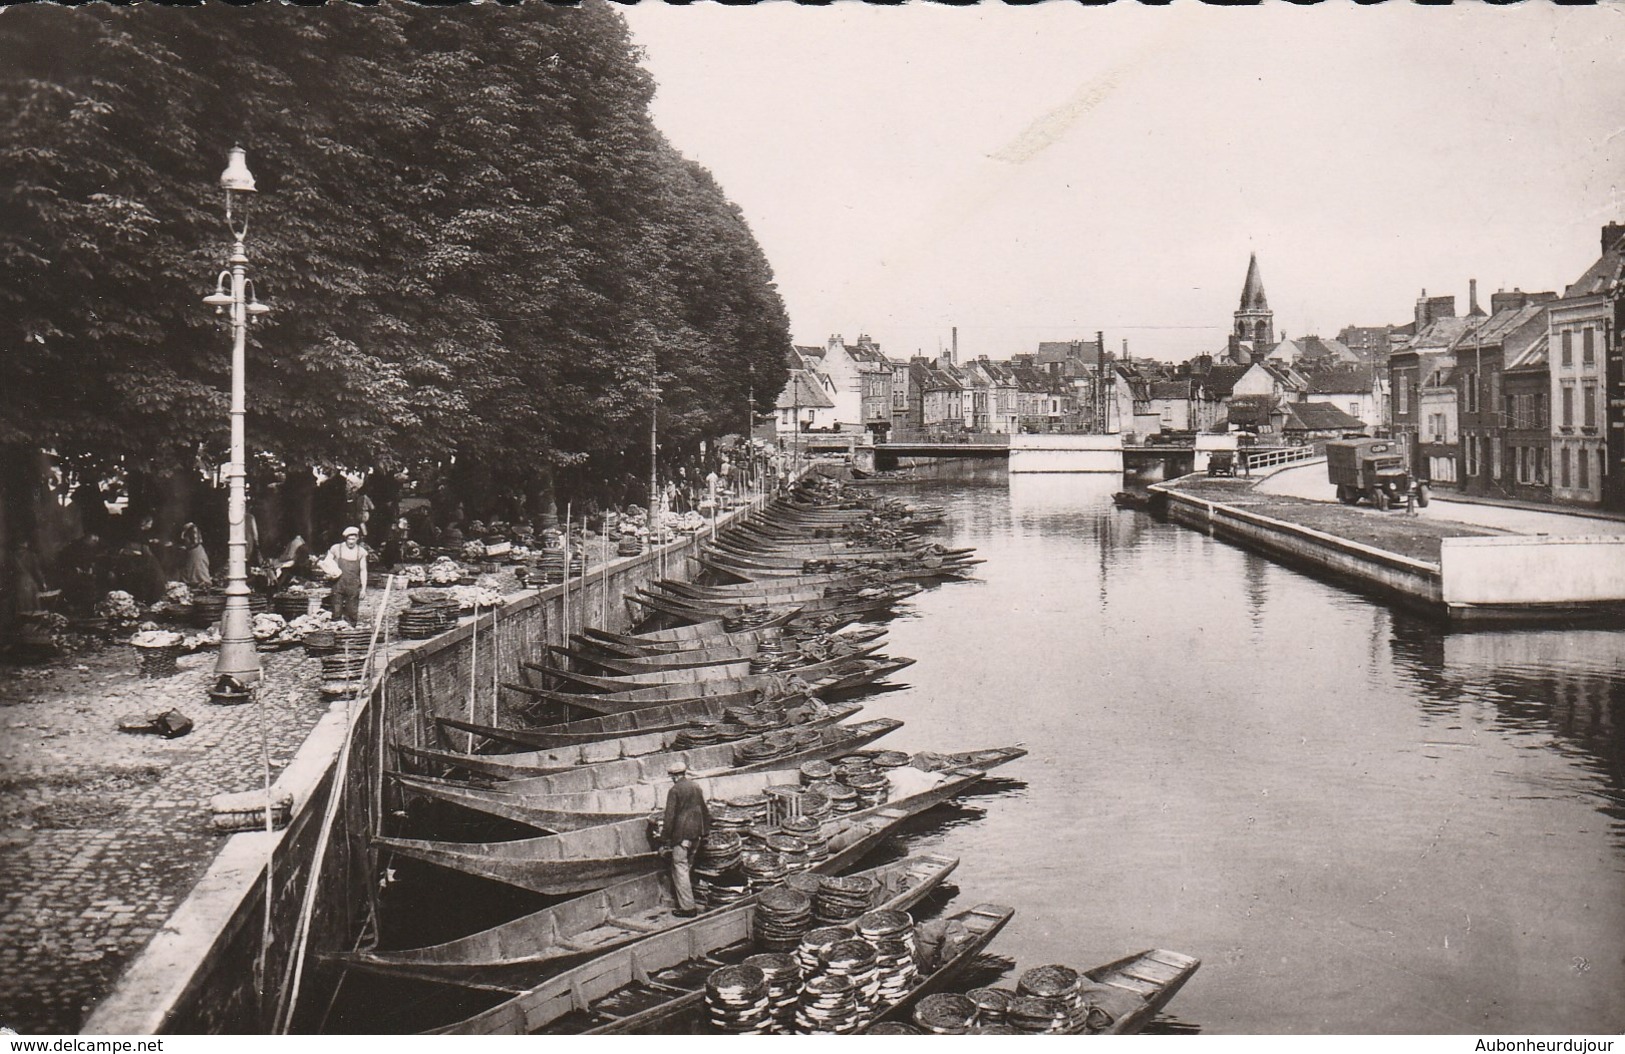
[{"x1": 130, "y1": 629, "x2": 185, "y2": 679}]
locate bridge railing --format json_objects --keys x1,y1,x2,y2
[
  {"x1": 883, "y1": 430, "x2": 1011, "y2": 446},
  {"x1": 1242, "y1": 445, "x2": 1319, "y2": 471}
]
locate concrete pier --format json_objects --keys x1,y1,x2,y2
[{"x1": 1156, "y1": 478, "x2": 1625, "y2": 623}]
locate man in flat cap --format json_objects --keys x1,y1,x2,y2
[
  {"x1": 322, "y1": 525, "x2": 368, "y2": 625},
  {"x1": 662, "y1": 760, "x2": 710, "y2": 917}
]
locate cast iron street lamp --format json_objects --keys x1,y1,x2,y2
[{"x1": 203, "y1": 146, "x2": 270, "y2": 685}]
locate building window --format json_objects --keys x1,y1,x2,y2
[
  {"x1": 1430, "y1": 456, "x2": 1457, "y2": 483},
  {"x1": 1465, "y1": 435, "x2": 1479, "y2": 476},
  {"x1": 1464, "y1": 370, "x2": 1478, "y2": 413},
  {"x1": 1562, "y1": 385, "x2": 1574, "y2": 427},
  {"x1": 1349, "y1": 402, "x2": 1360, "y2": 418},
  {"x1": 1504, "y1": 392, "x2": 1516, "y2": 427},
  {"x1": 1561, "y1": 447, "x2": 1571, "y2": 488},
  {"x1": 1561, "y1": 330, "x2": 1573, "y2": 366},
  {"x1": 1582, "y1": 327, "x2": 1595, "y2": 365},
  {"x1": 1491, "y1": 436, "x2": 1501, "y2": 480},
  {"x1": 1583, "y1": 383, "x2": 1597, "y2": 428},
  {"x1": 1579, "y1": 446, "x2": 1590, "y2": 490},
  {"x1": 1539, "y1": 447, "x2": 1549, "y2": 484},
  {"x1": 1396, "y1": 376, "x2": 1409, "y2": 415},
  {"x1": 1515, "y1": 446, "x2": 1528, "y2": 484}
]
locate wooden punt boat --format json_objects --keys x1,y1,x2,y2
[
  {"x1": 576, "y1": 625, "x2": 885, "y2": 660},
  {"x1": 546, "y1": 644, "x2": 757, "y2": 675},
  {"x1": 649, "y1": 580, "x2": 872, "y2": 604},
  {"x1": 1079, "y1": 949, "x2": 1202, "y2": 1034},
  {"x1": 567, "y1": 636, "x2": 761, "y2": 663},
  {"x1": 433, "y1": 696, "x2": 851, "y2": 753},
  {"x1": 521, "y1": 645, "x2": 883, "y2": 693},
  {"x1": 916, "y1": 949, "x2": 1201, "y2": 1035},
  {"x1": 628, "y1": 589, "x2": 914, "y2": 624},
  {"x1": 717, "y1": 537, "x2": 918, "y2": 558},
  {"x1": 503, "y1": 683, "x2": 768, "y2": 720},
  {"x1": 504, "y1": 659, "x2": 916, "y2": 721},
  {"x1": 335, "y1": 840, "x2": 950, "y2": 995},
  {"x1": 376, "y1": 767, "x2": 981, "y2": 896},
  {"x1": 693, "y1": 553, "x2": 977, "y2": 584},
  {"x1": 1112, "y1": 491, "x2": 1151, "y2": 511},
  {"x1": 605, "y1": 608, "x2": 800, "y2": 644},
  {"x1": 392, "y1": 746, "x2": 1022, "y2": 833},
  {"x1": 425, "y1": 855, "x2": 967, "y2": 1034},
  {"x1": 655, "y1": 573, "x2": 882, "y2": 597},
  {"x1": 519, "y1": 658, "x2": 756, "y2": 689},
  {"x1": 701, "y1": 542, "x2": 975, "y2": 570},
  {"x1": 579, "y1": 623, "x2": 758, "y2": 651},
  {"x1": 397, "y1": 715, "x2": 901, "y2": 786},
  {"x1": 585, "y1": 902, "x2": 1015, "y2": 1036}
]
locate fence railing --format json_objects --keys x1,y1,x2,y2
[
  {"x1": 883, "y1": 430, "x2": 1012, "y2": 446},
  {"x1": 1242, "y1": 445, "x2": 1320, "y2": 470}
]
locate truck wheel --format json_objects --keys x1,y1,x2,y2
[
  {"x1": 1336, "y1": 485, "x2": 1358, "y2": 505},
  {"x1": 1415, "y1": 484, "x2": 1430, "y2": 509},
  {"x1": 1373, "y1": 489, "x2": 1390, "y2": 511}
]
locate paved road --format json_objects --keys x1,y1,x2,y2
[{"x1": 1256, "y1": 461, "x2": 1625, "y2": 537}]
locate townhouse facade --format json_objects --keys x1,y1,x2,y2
[
  {"x1": 1548, "y1": 224, "x2": 1625, "y2": 509},
  {"x1": 1455, "y1": 296, "x2": 1553, "y2": 500}
]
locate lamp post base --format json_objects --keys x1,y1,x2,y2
[{"x1": 214, "y1": 593, "x2": 262, "y2": 686}]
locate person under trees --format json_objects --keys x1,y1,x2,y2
[{"x1": 177, "y1": 522, "x2": 211, "y2": 588}]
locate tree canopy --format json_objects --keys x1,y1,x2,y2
[{"x1": 0, "y1": 1, "x2": 790, "y2": 510}]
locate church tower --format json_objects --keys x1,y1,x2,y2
[{"x1": 1233, "y1": 252, "x2": 1274, "y2": 356}]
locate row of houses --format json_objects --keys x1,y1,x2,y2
[
  {"x1": 772, "y1": 222, "x2": 1623, "y2": 511},
  {"x1": 775, "y1": 321, "x2": 1385, "y2": 448},
  {"x1": 773, "y1": 333, "x2": 1088, "y2": 438},
  {"x1": 1386, "y1": 222, "x2": 1624, "y2": 511}
]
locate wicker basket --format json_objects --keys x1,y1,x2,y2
[
  {"x1": 190, "y1": 595, "x2": 227, "y2": 628},
  {"x1": 273, "y1": 592, "x2": 311, "y2": 620},
  {"x1": 135, "y1": 644, "x2": 181, "y2": 679}
]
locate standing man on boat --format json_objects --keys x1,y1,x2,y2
[{"x1": 662, "y1": 761, "x2": 710, "y2": 917}]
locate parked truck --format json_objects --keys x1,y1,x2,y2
[{"x1": 1325, "y1": 438, "x2": 1430, "y2": 511}]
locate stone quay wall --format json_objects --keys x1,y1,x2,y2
[
  {"x1": 1158, "y1": 484, "x2": 1625, "y2": 623},
  {"x1": 1156, "y1": 485, "x2": 1445, "y2": 613}
]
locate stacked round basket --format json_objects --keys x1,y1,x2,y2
[{"x1": 401, "y1": 590, "x2": 461, "y2": 639}]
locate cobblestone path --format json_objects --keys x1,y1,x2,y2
[{"x1": 0, "y1": 619, "x2": 365, "y2": 1033}]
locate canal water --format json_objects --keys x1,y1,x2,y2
[{"x1": 870, "y1": 465, "x2": 1625, "y2": 1034}]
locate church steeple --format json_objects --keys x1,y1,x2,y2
[{"x1": 1233, "y1": 252, "x2": 1275, "y2": 354}]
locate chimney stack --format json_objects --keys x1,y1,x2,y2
[
  {"x1": 1469, "y1": 279, "x2": 1482, "y2": 316},
  {"x1": 1605, "y1": 222, "x2": 1625, "y2": 255}
]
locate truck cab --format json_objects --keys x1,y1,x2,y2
[{"x1": 1325, "y1": 439, "x2": 1430, "y2": 511}]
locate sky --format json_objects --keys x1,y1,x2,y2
[{"x1": 622, "y1": 2, "x2": 1625, "y2": 363}]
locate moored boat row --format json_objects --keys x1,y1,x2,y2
[{"x1": 335, "y1": 470, "x2": 1197, "y2": 1034}]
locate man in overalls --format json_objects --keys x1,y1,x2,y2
[{"x1": 325, "y1": 526, "x2": 368, "y2": 625}]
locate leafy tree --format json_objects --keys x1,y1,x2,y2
[{"x1": 0, "y1": 0, "x2": 790, "y2": 535}]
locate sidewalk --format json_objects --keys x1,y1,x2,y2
[{"x1": 1431, "y1": 488, "x2": 1625, "y2": 524}]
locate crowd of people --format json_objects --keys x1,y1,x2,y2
[{"x1": 3, "y1": 443, "x2": 791, "y2": 633}]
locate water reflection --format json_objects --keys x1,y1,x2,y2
[
  {"x1": 876, "y1": 471, "x2": 1625, "y2": 1033},
  {"x1": 338, "y1": 468, "x2": 1625, "y2": 1035}
]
